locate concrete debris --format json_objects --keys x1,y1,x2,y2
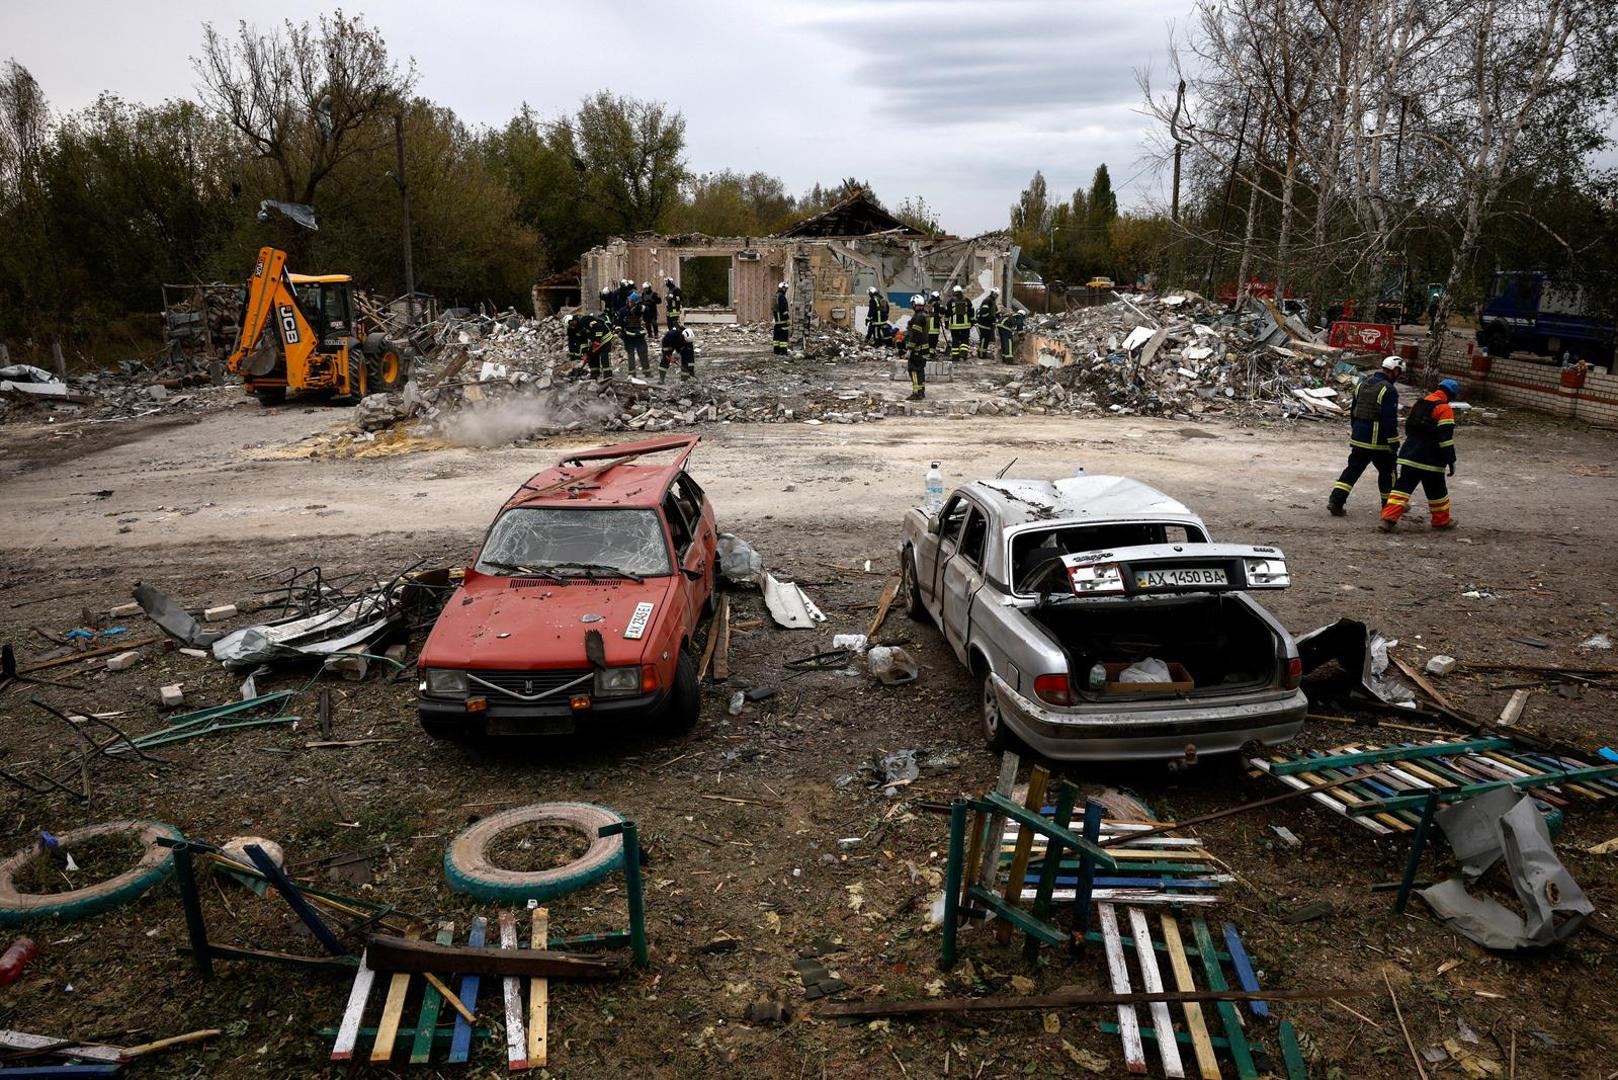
[
  {"x1": 159, "y1": 684, "x2": 185, "y2": 708},
  {"x1": 104, "y1": 651, "x2": 140, "y2": 672},
  {"x1": 202, "y1": 605, "x2": 238, "y2": 622}
]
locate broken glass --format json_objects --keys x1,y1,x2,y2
[{"x1": 478, "y1": 508, "x2": 673, "y2": 577}]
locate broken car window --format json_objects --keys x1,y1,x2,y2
[
  {"x1": 960, "y1": 510, "x2": 988, "y2": 567},
  {"x1": 663, "y1": 493, "x2": 694, "y2": 557},
  {"x1": 938, "y1": 498, "x2": 969, "y2": 546},
  {"x1": 1011, "y1": 522, "x2": 1207, "y2": 593},
  {"x1": 478, "y1": 508, "x2": 673, "y2": 577}
]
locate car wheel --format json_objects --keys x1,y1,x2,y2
[
  {"x1": 903, "y1": 548, "x2": 929, "y2": 622},
  {"x1": 660, "y1": 649, "x2": 701, "y2": 733},
  {"x1": 980, "y1": 670, "x2": 1012, "y2": 752}
]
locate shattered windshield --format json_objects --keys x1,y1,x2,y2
[{"x1": 478, "y1": 508, "x2": 673, "y2": 577}]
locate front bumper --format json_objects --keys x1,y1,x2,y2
[
  {"x1": 418, "y1": 688, "x2": 670, "y2": 736},
  {"x1": 990, "y1": 673, "x2": 1306, "y2": 762}
]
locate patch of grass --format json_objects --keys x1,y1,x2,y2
[
  {"x1": 485, "y1": 824, "x2": 590, "y2": 874},
  {"x1": 13, "y1": 831, "x2": 145, "y2": 895}
]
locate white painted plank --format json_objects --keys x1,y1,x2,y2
[
  {"x1": 1097, "y1": 903, "x2": 1148, "y2": 1074},
  {"x1": 0, "y1": 1030, "x2": 124, "y2": 1064},
  {"x1": 1248, "y1": 758, "x2": 1394, "y2": 835},
  {"x1": 331, "y1": 950, "x2": 376, "y2": 1061},
  {"x1": 499, "y1": 910, "x2": 529, "y2": 1070},
  {"x1": 1030, "y1": 888, "x2": 1224, "y2": 904},
  {"x1": 1129, "y1": 905, "x2": 1185, "y2": 1078}
]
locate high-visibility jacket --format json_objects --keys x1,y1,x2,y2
[
  {"x1": 773, "y1": 291, "x2": 790, "y2": 328},
  {"x1": 578, "y1": 313, "x2": 614, "y2": 353},
  {"x1": 1397, "y1": 389, "x2": 1457, "y2": 472},
  {"x1": 665, "y1": 287, "x2": 684, "y2": 318},
  {"x1": 905, "y1": 313, "x2": 931, "y2": 357},
  {"x1": 876, "y1": 295, "x2": 890, "y2": 323},
  {"x1": 1349, "y1": 370, "x2": 1399, "y2": 451},
  {"x1": 946, "y1": 298, "x2": 974, "y2": 330},
  {"x1": 975, "y1": 299, "x2": 998, "y2": 329}
]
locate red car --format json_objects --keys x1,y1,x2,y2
[{"x1": 417, "y1": 435, "x2": 717, "y2": 739}]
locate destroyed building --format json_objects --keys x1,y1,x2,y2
[{"x1": 567, "y1": 189, "x2": 1019, "y2": 337}]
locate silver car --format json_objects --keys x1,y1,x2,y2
[{"x1": 899, "y1": 474, "x2": 1306, "y2": 762}]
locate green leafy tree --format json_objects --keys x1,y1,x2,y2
[{"x1": 555, "y1": 91, "x2": 687, "y2": 234}]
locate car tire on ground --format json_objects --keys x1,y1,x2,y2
[
  {"x1": 903, "y1": 547, "x2": 929, "y2": 622},
  {"x1": 980, "y1": 668, "x2": 1013, "y2": 753},
  {"x1": 444, "y1": 802, "x2": 625, "y2": 903},
  {"x1": 0, "y1": 820, "x2": 183, "y2": 926},
  {"x1": 660, "y1": 649, "x2": 701, "y2": 733}
]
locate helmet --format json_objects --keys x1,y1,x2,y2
[
  {"x1": 1381, "y1": 356, "x2": 1403, "y2": 371},
  {"x1": 778, "y1": 282, "x2": 787, "y2": 290},
  {"x1": 930, "y1": 290, "x2": 940, "y2": 299},
  {"x1": 990, "y1": 287, "x2": 999, "y2": 296},
  {"x1": 868, "y1": 286, "x2": 877, "y2": 295},
  {"x1": 621, "y1": 278, "x2": 631, "y2": 287},
  {"x1": 664, "y1": 276, "x2": 675, "y2": 285},
  {"x1": 1438, "y1": 378, "x2": 1463, "y2": 399},
  {"x1": 562, "y1": 313, "x2": 573, "y2": 327},
  {"x1": 910, "y1": 295, "x2": 924, "y2": 307},
  {"x1": 952, "y1": 285, "x2": 963, "y2": 294},
  {"x1": 641, "y1": 281, "x2": 651, "y2": 290},
  {"x1": 682, "y1": 328, "x2": 694, "y2": 342}
]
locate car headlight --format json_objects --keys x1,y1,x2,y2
[
  {"x1": 594, "y1": 666, "x2": 642, "y2": 696},
  {"x1": 1068, "y1": 562, "x2": 1125, "y2": 594},
  {"x1": 1243, "y1": 557, "x2": 1290, "y2": 587},
  {"x1": 421, "y1": 668, "x2": 467, "y2": 695}
]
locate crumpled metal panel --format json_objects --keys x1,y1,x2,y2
[{"x1": 761, "y1": 572, "x2": 825, "y2": 629}]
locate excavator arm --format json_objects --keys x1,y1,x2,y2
[{"x1": 226, "y1": 246, "x2": 319, "y2": 379}]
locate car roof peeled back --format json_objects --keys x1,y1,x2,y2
[
  {"x1": 968, "y1": 475, "x2": 1197, "y2": 528},
  {"x1": 502, "y1": 434, "x2": 701, "y2": 512}
]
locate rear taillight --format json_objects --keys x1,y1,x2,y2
[
  {"x1": 1034, "y1": 674, "x2": 1073, "y2": 706},
  {"x1": 1283, "y1": 656, "x2": 1302, "y2": 690}
]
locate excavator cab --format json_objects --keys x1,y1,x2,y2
[{"x1": 226, "y1": 247, "x2": 409, "y2": 406}]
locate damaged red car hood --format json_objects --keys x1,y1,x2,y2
[{"x1": 423, "y1": 569, "x2": 676, "y2": 669}]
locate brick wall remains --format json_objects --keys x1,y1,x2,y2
[{"x1": 1439, "y1": 350, "x2": 1618, "y2": 430}]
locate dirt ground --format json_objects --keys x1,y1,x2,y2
[{"x1": 1, "y1": 366, "x2": 1616, "y2": 1079}]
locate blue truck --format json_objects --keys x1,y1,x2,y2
[{"x1": 1477, "y1": 271, "x2": 1615, "y2": 367}]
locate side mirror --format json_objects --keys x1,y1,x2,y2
[
  {"x1": 681, "y1": 566, "x2": 704, "y2": 581},
  {"x1": 927, "y1": 515, "x2": 942, "y2": 535}
]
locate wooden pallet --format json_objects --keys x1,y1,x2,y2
[
  {"x1": 1091, "y1": 905, "x2": 1292, "y2": 1080},
  {"x1": 1250, "y1": 738, "x2": 1618, "y2": 834},
  {"x1": 333, "y1": 912, "x2": 548, "y2": 1069},
  {"x1": 1006, "y1": 819, "x2": 1232, "y2": 907}
]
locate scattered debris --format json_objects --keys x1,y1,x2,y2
[
  {"x1": 867, "y1": 645, "x2": 919, "y2": 686},
  {"x1": 760, "y1": 573, "x2": 826, "y2": 629},
  {"x1": 1426, "y1": 654, "x2": 1458, "y2": 676}
]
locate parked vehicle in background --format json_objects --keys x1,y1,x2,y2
[
  {"x1": 1477, "y1": 271, "x2": 1616, "y2": 367},
  {"x1": 1085, "y1": 276, "x2": 1116, "y2": 290},
  {"x1": 416, "y1": 435, "x2": 716, "y2": 740},
  {"x1": 898, "y1": 474, "x2": 1306, "y2": 763}
]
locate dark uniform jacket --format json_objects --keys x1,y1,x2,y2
[
  {"x1": 946, "y1": 297, "x2": 974, "y2": 329},
  {"x1": 661, "y1": 327, "x2": 694, "y2": 365},
  {"x1": 1397, "y1": 389, "x2": 1457, "y2": 472},
  {"x1": 1349, "y1": 370, "x2": 1400, "y2": 451}
]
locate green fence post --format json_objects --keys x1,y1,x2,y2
[{"x1": 941, "y1": 800, "x2": 967, "y2": 971}]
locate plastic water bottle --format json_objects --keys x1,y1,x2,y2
[
  {"x1": 1088, "y1": 663, "x2": 1107, "y2": 690},
  {"x1": 1074, "y1": 464, "x2": 1087, "y2": 477},
  {"x1": 924, "y1": 462, "x2": 945, "y2": 513},
  {"x1": 0, "y1": 937, "x2": 37, "y2": 985}
]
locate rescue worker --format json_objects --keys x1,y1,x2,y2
[
  {"x1": 996, "y1": 304, "x2": 1019, "y2": 361},
  {"x1": 1379, "y1": 378, "x2": 1463, "y2": 532},
  {"x1": 664, "y1": 276, "x2": 684, "y2": 330},
  {"x1": 578, "y1": 310, "x2": 615, "y2": 381},
  {"x1": 975, "y1": 289, "x2": 999, "y2": 358},
  {"x1": 621, "y1": 291, "x2": 650, "y2": 373},
  {"x1": 772, "y1": 282, "x2": 790, "y2": 356},
  {"x1": 660, "y1": 325, "x2": 696, "y2": 382},
  {"x1": 563, "y1": 313, "x2": 584, "y2": 377},
  {"x1": 927, "y1": 290, "x2": 943, "y2": 354},
  {"x1": 641, "y1": 281, "x2": 660, "y2": 332},
  {"x1": 1329, "y1": 356, "x2": 1402, "y2": 516},
  {"x1": 865, "y1": 287, "x2": 883, "y2": 344},
  {"x1": 616, "y1": 278, "x2": 634, "y2": 315},
  {"x1": 945, "y1": 285, "x2": 974, "y2": 361},
  {"x1": 868, "y1": 288, "x2": 892, "y2": 347},
  {"x1": 598, "y1": 286, "x2": 615, "y2": 318},
  {"x1": 904, "y1": 295, "x2": 931, "y2": 400}
]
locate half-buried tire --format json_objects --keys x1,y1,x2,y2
[
  {"x1": 444, "y1": 802, "x2": 625, "y2": 903},
  {"x1": 0, "y1": 820, "x2": 183, "y2": 926}
]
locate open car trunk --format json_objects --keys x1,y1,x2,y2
[{"x1": 1031, "y1": 594, "x2": 1281, "y2": 700}]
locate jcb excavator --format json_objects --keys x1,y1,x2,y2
[{"x1": 226, "y1": 246, "x2": 410, "y2": 405}]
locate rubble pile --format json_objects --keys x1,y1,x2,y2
[
  {"x1": 1014, "y1": 292, "x2": 1360, "y2": 419},
  {"x1": 0, "y1": 356, "x2": 235, "y2": 426}
]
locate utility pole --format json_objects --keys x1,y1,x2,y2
[{"x1": 393, "y1": 113, "x2": 418, "y2": 326}]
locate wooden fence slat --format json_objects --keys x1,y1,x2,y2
[
  {"x1": 331, "y1": 950, "x2": 376, "y2": 1062},
  {"x1": 409, "y1": 923, "x2": 455, "y2": 1064},
  {"x1": 1128, "y1": 906, "x2": 1185, "y2": 1078},
  {"x1": 1159, "y1": 914, "x2": 1221, "y2": 1080},
  {"x1": 499, "y1": 910, "x2": 529, "y2": 1070},
  {"x1": 447, "y1": 917, "x2": 487, "y2": 1064},
  {"x1": 1097, "y1": 903, "x2": 1148, "y2": 1074}
]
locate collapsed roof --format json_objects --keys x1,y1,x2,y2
[{"x1": 775, "y1": 188, "x2": 928, "y2": 239}]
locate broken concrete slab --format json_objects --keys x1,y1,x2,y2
[
  {"x1": 105, "y1": 651, "x2": 140, "y2": 672},
  {"x1": 203, "y1": 604, "x2": 238, "y2": 622}
]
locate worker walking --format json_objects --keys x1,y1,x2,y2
[
  {"x1": 772, "y1": 282, "x2": 791, "y2": 356},
  {"x1": 578, "y1": 311, "x2": 615, "y2": 382},
  {"x1": 664, "y1": 277, "x2": 684, "y2": 331},
  {"x1": 1379, "y1": 379, "x2": 1463, "y2": 532},
  {"x1": 904, "y1": 295, "x2": 931, "y2": 400},
  {"x1": 1329, "y1": 356, "x2": 1403, "y2": 515},
  {"x1": 945, "y1": 285, "x2": 974, "y2": 361},
  {"x1": 621, "y1": 291, "x2": 650, "y2": 373},
  {"x1": 975, "y1": 289, "x2": 999, "y2": 358},
  {"x1": 660, "y1": 326, "x2": 696, "y2": 382},
  {"x1": 641, "y1": 281, "x2": 660, "y2": 333}
]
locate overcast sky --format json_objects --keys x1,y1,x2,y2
[{"x1": 1, "y1": 0, "x2": 1191, "y2": 234}]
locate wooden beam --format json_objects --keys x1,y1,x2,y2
[
  {"x1": 18, "y1": 636, "x2": 161, "y2": 674},
  {"x1": 865, "y1": 574, "x2": 902, "y2": 641},
  {"x1": 712, "y1": 598, "x2": 731, "y2": 683},
  {"x1": 499, "y1": 911, "x2": 528, "y2": 1071},
  {"x1": 815, "y1": 985, "x2": 1374, "y2": 1020},
  {"x1": 995, "y1": 767, "x2": 1049, "y2": 946},
  {"x1": 696, "y1": 613, "x2": 720, "y2": 681},
  {"x1": 364, "y1": 934, "x2": 624, "y2": 980},
  {"x1": 529, "y1": 907, "x2": 549, "y2": 1068}
]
